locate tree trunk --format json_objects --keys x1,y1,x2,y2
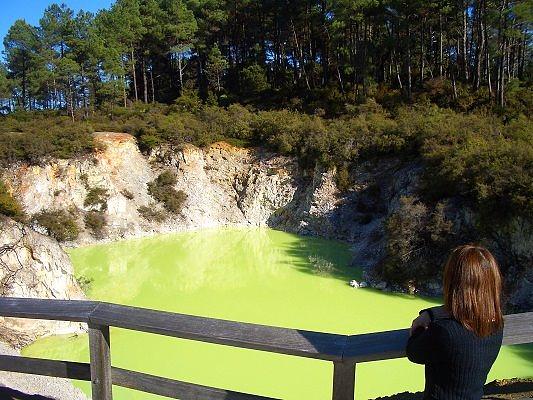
[
  {"x1": 150, "y1": 67, "x2": 155, "y2": 103},
  {"x1": 439, "y1": 11, "x2": 443, "y2": 77},
  {"x1": 420, "y1": 19, "x2": 425, "y2": 85},
  {"x1": 178, "y1": 53, "x2": 184, "y2": 89},
  {"x1": 462, "y1": 1, "x2": 469, "y2": 80},
  {"x1": 143, "y1": 58, "x2": 148, "y2": 103},
  {"x1": 131, "y1": 48, "x2": 138, "y2": 102},
  {"x1": 473, "y1": 0, "x2": 485, "y2": 90},
  {"x1": 291, "y1": 18, "x2": 311, "y2": 90},
  {"x1": 407, "y1": 22, "x2": 412, "y2": 100}
]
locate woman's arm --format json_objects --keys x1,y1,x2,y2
[
  {"x1": 406, "y1": 322, "x2": 448, "y2": 365},
  {"x1": 406, "y1": 324, "x2": 434, "y2": 364},
  {"x1": 409, "y1": 306, "x2": 450, "y2": 336}
]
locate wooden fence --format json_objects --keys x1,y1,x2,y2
[{"x1": 0, "y1": 297, "x2": 531, "y2": 400}]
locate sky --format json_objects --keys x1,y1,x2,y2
[{"x1": 0, "y1": 0, "x2": 114, "y2": 45}]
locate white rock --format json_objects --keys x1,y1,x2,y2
[
  {"x1": 349, "y1": 280, "x2": 359, "y2": 288},
  {"x1": 0, "y1": 217, "x2": 85, "y2": 347}
]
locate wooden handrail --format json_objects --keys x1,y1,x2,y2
[{"x1": 0, "y1": 297, "x2": 532, "y2": 400}]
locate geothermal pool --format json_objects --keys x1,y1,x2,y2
[{"x1": 23, "y1": 228, "x2": 533, "y2": 399}]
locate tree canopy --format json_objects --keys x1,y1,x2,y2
[{"x1": 0, "y1": 0, "x2": 530, "y2": 116}]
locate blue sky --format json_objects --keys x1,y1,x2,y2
[{"x1": 0, "y1": 0, "x2": 114, "y2": 45}]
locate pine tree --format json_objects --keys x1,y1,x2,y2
[
  {"x1": 163, "y1": 0, "x2": 198, "y2": 91},
  {"x1": 205, "y1": 44, "x2": 227, "y2": 92},
  {"x1": 3, "y1": 20, "x2": 41, "y2": 110}
]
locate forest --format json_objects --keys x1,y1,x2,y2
[{"x1": 0, "y1": 0, "x2": 531, "y2": 115}]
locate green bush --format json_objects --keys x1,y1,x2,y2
[
  {"x1": 84, "y1": 187, "x2": 109, "y2": 212},
  {"x1": 0, "y1": 115, "x2": 94, "y2": 166},
  {"x1": 33, "y1": 209, "x2": 80, "y2": 241},
  {"x1": 0, "y1": 180, "x2": 24, "y2": 221},
  {"x1": 84, "y1": 211, "x2": 107, "y2": 238},
  {"x1": 137, "y1": 205, "x2": 167, "y2": 222},
  {"x1": 147, "y1": 171, "x2": 187, "y2": 214},
  {"x1": 379, "y1": 197, "x2": 454, "y2": 286},
  {"x1": 418, "y1": 110, "x2": 533, "y2": 221},
  {"x1": 152, "y1": 170, "x2": 177, "y2": 187}
]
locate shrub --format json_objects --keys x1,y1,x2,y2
[
  {"x1": 251, "y1": 110, "x2": 307, "y2": 154},
  {"x1": 84, "y1": 211, "x2": 107, "y2": 238},
  {"x1": 172, "y1": 89, "x2": 202, "y2": 112},
  {"x1": 0, "y1": 180, "x2": 24, "y2": 221},
  {"x1": 0, "y1": 116, "x2": 94, "y2": 166},
  {"x1": 76, "y1": 275, "x2": 93, "y2": 292},
  {"x1": 121, "y1": 189, "x2": 134, "y2": 200},
  {"x1": 379, "y1": 197, "x2": 454, "y2": 286},
  {"x1": 225, "y1": 104, "x2": 253, "y2": 140},
  {"x1": 335, "y1": 166, "x2": 351, "y2": 192},
  {"x1": 147, "y1": 171, "x2": 187, "y2": 214},
  {"x1": 153, "y1": 170, "x2": 177, "y2": 187},
  {"x1": 84, "y1": 187, "x2": 109, "y2": 212},
  {"x1": 137, "y1": 205, "x2": 167, "y2": 222},
  {"x1": 419, "y1": 111, "x2": 533, "y2": 221},
  {"x1": 33, "y1": 209, "x2": 80, "y2": 241}
]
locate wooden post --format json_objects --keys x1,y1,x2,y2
[
  {"x1": 332, "y1": 361, "x2": 356, "y2": 400},
  {"x1": 88, "y1": 323, "x2": 113, "y2": 400}
]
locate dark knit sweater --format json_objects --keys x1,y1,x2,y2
[{"x1": 406, "y1": 306, "x2": 503, "y2": 400}]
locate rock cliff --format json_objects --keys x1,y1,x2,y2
[
  {"x1": 2, "y1": 133, "x2": 417, "y2": 264},
  {"x1": 0, "y1": 217, "x2": 85, "y2": 347}
]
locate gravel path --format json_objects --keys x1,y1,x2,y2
[{"x1": 0, "y1": 341, "x2": 88, "y2": 400}]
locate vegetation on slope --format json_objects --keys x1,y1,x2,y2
[
  {"x1": 1, "y1": 99, "x2": 530, "y2": 223},
  {"x1": 33, "y1": 209, "x2": 80, "y2": 242},
  {"x1": 0, "y1": 181, "x2": 24, "y2": 221},
  {"x1": 148, "y1": 171, "x2": 188, "y2": 214}
]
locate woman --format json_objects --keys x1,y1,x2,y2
[{"x1": 406, "y1": 244, "x2": 504, "y2": 400}]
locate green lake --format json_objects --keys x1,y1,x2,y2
[{"x1": 23, "y1": 228, "x2": 533, "y2": 399}]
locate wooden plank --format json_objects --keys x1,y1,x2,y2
[
  {"x1": 1, "y1": 299, "x2": 531, "y2": 366},
  {"x1": 343, "y1": 312, "x2": 533, "y2": 363},
  {"x1": 112, "y1": 366, "x2": 279, "y2": 400},
  {"x1": 90, "y1": 303, "x2": 346, "y2": 361},
  {"x1": 343, "y1": 329, "x2": 408, "y2": 363},
  {"x1": 0, "y1": 355, "x2": 91, "y2": 381},
  {"x1": 0, "y1": 356, "x2": 279, "y2": 400},
  {"x1": 0, "y1": 297, "x2": 97, "y2": 322},
  {"x1": 502, "y1": 312, "x2": 533, "y2": 346},
  {"x1": 332, "y1": 361, "x2": 355, "y2": 400},
  {"x1": 89, "y1": 323, "x2": 113, "y2": 400}
]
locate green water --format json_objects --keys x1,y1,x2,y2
[{"x1": 23, "y1": 228, "x2": 532, "y2": 399}]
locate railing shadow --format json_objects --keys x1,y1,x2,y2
[{"x1": 0, "y1": 386, "x2": 54, "y2": 400}]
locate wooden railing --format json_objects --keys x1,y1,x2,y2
[{"x1": 0, "y1": 298, "x2": 532, "y2": 400}]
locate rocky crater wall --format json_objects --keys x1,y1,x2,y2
[{"x1": 1, "y1": 131, "x2": 530, "y2": 322}]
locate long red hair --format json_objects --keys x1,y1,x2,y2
[{"x1": 443, "y1": 244, "x2": 503, "y2": 337}]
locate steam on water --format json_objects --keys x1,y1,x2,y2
[{"x1": 23, "y1": 228, "x2": 533, "y2": 399}]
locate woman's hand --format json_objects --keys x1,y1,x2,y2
[{"x1": 410, "y1": 311, "x2": 431, "y2": 337}]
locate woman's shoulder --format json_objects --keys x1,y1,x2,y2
[
  {"x1": 432, "y1": 315, "x2": 503, "y2": 345},
  {"x1": 420, "y1": 305, "x2": 452, "y2": 321}
]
